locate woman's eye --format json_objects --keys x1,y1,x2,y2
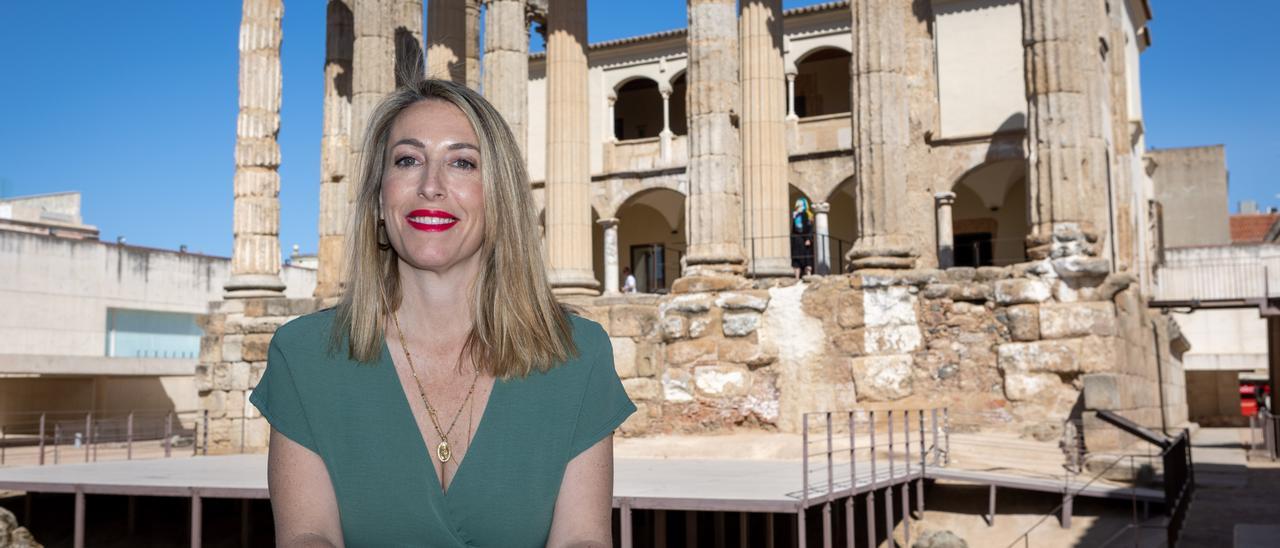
[
  {"x1": 451, "y1": 158, "x2": 477, "y2": 170},
  {"x1": 394, "y1": 156, "x2": 419, "y2": 167}
]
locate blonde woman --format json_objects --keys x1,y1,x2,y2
[{"x1": 250, "y1": 79, "x2": 635, "y2": 547}]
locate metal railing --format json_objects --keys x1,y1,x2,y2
[
  {"x1": 745, "y1": 234, "x2": 854, "y2": 276},
  {"x1": 1249, "y1": 409, "x2": 1280, "y2": 461},
  {"x1": 0, "y1": 409, "x2": 209, "y2": 467},
  {"x1": 798, "y1": 407, "x2": 947, "y2": 548},
  {"x1": 1007, "y1": 429, "x2": 1195, "y2": 547}
]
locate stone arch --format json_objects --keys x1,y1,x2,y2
[
  {"x1": 794, "y1": 47, "x2": 851, "y2": 118},
  {"x1": 950, "y1": 159, "x2": 1028, "y2": 267},
  {"x1": 613, "y1": 77, "x2": 663, "y2": 140},
  {"x1": 615, "y1": 187, "x2": 686, "y2": 293}
]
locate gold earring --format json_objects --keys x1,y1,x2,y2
[{"x1": 376, "y1": 219, "x2": 392, "y2": 251}]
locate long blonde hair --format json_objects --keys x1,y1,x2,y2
[{"x1": 332, "y1": 78, "x2": 576, "y2": 378}]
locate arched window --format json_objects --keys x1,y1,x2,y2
[
  {"x1": 613, "y1": 78, "x2": 663, "y2": 140},
  {"x1": 794, "y1": 48, "x2": 851, "y2": 118}
]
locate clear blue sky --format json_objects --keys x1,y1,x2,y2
[{"x1": 1, "y1": 2, "x2": 1274, "y2": 257}]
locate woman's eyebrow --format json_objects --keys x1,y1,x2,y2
[
  {"x1": 447, "y1": 142, "x2": 480, "y2": 152},
  {"x1": 391, "y1": 137, "x2": 425, "y2": 149}
]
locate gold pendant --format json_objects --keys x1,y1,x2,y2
[{"x1": 436, "y1": 440, "x2": 451, "y2": 463}]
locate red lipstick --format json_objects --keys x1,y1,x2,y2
[{"x1": 405, "y1": 209, "x2": 459, "y2": 232}]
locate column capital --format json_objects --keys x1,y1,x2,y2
[
  {"x1": 934, "y1": 191, "x2": 956, "y2": 206},
  {"x1": 606, "y1": 90, "x2": 617, "y2": 106},
  {"x1": 813, "y1": 201, "x2": 830, "y2": 214},
  {"x1": 596, "y1": 217, "x2": 619, "y2": 228}
]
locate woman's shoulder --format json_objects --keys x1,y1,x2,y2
[
  {"x1": 566, "y1": 313, "x2": 609, "y2": 359},
  {"x1": 270, "y1": 307, "x2": 340, "y2": 353}
]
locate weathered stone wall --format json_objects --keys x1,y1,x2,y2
[
  {"x1": 196, "y1": 297, "x2": 324, "y2": 454},
  {"x1": 201, "y1": 261, "x2": 1187, "y2": 456}
]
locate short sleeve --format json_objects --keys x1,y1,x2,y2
[
  {"x1": 568, "y1": 332, "x2": 637, "y2": 458},
  {"x1": 249, "y1": 339, "x2": 321, "y2": 455}
]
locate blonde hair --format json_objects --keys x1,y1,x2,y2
[{"x1": 332, "y1": 78, "x2": 576, "y2": 378}]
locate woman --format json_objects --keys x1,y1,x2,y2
[{"x1": 250, "y1": 79, "x2": 635, "y2": 547}]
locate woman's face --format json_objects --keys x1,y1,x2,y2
[{"x1": 380, "y1": 100, "x2": 486, "y2": 274}]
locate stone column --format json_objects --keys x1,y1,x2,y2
[
  {"x1": 544, "y1": 0, "x2": 598, "y2": 294},
  {"x1": 934, "y1": 191, "x2": 956, "y2": 269},
  {"x1": 598, "y1": 218, "x2": 620, "y2": 294},
  {"x1": 659, "y1": 83, "x2": 673, "y2": 162},
  {"x1": 1021, "y1": 0, "x2": 1109, "y2": 260},
  {"x1": 482, "y1": 0, "x2": 528, "y2": 154},
  {"x1": 813, "y1": 202, "x2": 831, "y2": 275},
  {"x1": 846, "y1": 0, "x2": 915, "y2": 271},
  {"x1": 350, "y1": 0, "x2": 396, "y2": 207},
  {"x1": 785, "y1": 69, "x2": 798, "y2": 121},
  {"x1": 683, "y1": 0, "x2": 745, "y2": 275},
  {"x1": 465, "y1": 0, "x2": 481, "y2": 89},
  {"x1": 393, "y1": 0, "x2": 424, "y2": 85},
  {"x1": 605, "y1": 91, "x2": 618, "y2": 142},
  {"x1": 427, "y1": 0, "x2": 466, "y2": 83},
  {"x1": 740, "y1": 0, "x2": 790, "y2": 278},
  {"x1": 316, "y1": 0, "x2": 354, "y2": 299},
  {"x1": 226, "y1": 0, "x2": 287, "y2": 299}
]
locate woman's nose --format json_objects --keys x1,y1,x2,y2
[{"x1": 417, "y1": 163, "x2": 446, "y2": 200}]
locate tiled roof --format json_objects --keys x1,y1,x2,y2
[{"x1": 1229, "y1": 213, "x2": 1280, "y2": 243}]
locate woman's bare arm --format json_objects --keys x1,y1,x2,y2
[
  {"x1": 267, "y1": 428, "x2": 345, "y2": 548},
  {"x1": 545, "y1": 435, "x2": 616, "y2": 548}
]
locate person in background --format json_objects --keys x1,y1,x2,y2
[{"x1": 622, "y1": 266, "x2": 637, "y2": 294}]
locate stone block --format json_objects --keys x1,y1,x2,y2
[
  {"x1": 902, "y1": 269, "x2": 944, "y2": 286},
  {"x1": 1039, "y1": 302, "x2": 1116, "y2": 339},
  {"x1": 662, "y1": 368, "x2": 694, "y2": 402},
  {"x1": 196, "y1": 313, "x2": 225, "y2": 337},
  {"x1": 611, "y1": 337, "x2": 638, "y2": 378},
  {"x1": 1082, "y1": 374, "x2": 1121, "y2": 410},
  {"x1": 947, "y1": 282, "x2": 992, "y2": 302},
  {"x1": 199, "y1": 337, "x2": 222, "y2": 365},
  {"x1": 722, "y1": 312, "x2": 760, "y2": 337},
  {"x1": 715, "y1": 291, "x2": 770, "y2": 312},
  {"x1": 226, "y1": 389, "x2": 246, "y2": 419},
  {"x1": 202, "y1": 390, "x2": 227, "y2": 419},
  {"x1": 1001, "y1": 304, "x2": 1040, "y2": 341},
  {"x1": 250, "y1": 361, "x2": 267, "y2": 386},
  {"x1": 944, "y1": 266, "x2": 976, "y2": 282},
  {"x1": 265, "y1": 298, "x2": 293, "y2": 317},
  {"x1": 1003, "y1": 372, "x2": 1060, "y2": 401},
  {"x1": 997, "y1": 339, "x2": 1081, "y2": 373},
  {"x1": 693, "y1": 364, "x2": 751, "y2": 399},
  {"x1": 671, "y1": 275, "x2": 743, "y2": 294},
  {"x1": 663, "y1": 294, "x2": 713, "y2": 314},
  {"x1": 619, "y1": 403, "x2": 650, "y2": 436},
  {"x1": 831, "y1": 329, "x2": 865, "y2": 356},
  {"x1": 243, "y1": 299, "x2": 267, "y2": 318},
  {"x1": 921, "y1": 283, "x2": 952, "y2": 300},
  {"x1": 850, "y1": 354, "x2": 914, "y2": 401},
  {"x1": 212, "y1": 364, "x2": 232, "y2": 391},
  {"x1": 622, "y1": 378, "x2": 661, "y2": 401},
  {"x1": 835, "y1": 292, "x2": 864, "y2": 329},
  {"x1": 228, "y1": 361, "x2": 252, "y2": 391},
  {"x1": 661, "y1": 314, "x2": 687, "y2": 341},
  {"x1": 864, "y1": 324, "x2": 921, "y2": 354},
  {"x1": 1078, "y1": 336, "x2": 1120, "y2": 373},
  {"x1": 665, "y1": 339, "x2": 716, "y2": 366},
  {"x1": 221, "y1": 334, "x2": 245, "y2": 363},
  {"x1": 633, "y1": 342, "x2": 661, "y2": 377},
  {"x1": 195, "y1": 364, "x2": 212, "y2": 392},
  {"x1": 976, "y1": 266, "x2": 1011, "y2": 281},
  {"x1": 717, "y1": 338, "x2": 775, "y2": 367},
  {"x1": 290, "y1": 298, "x2": 322, "y2": 316},
  {"x1": 993, "y1": 278, "x2": 1052, "y2": 305},
  {"x1": 242, "y1": 333, "x2": 273, "y2": 362},
  {"x1": 242, "y1": 316, "x2": 287, "y2": 334},
  {"x1": 609, "y1": 305, "x2": 657, "y2": 338},
  {"x1": 688, "y1": 314, "x2": 719, "y2": 338}
]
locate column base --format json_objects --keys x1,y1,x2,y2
[
  {"x1": 846, "y1": 243, "x2": 915, "y2": 271},
  {"x1": 550, "y1": 269, "x2": 601, "y2": 296},
  {"x1": 224, "y1": 274, "x2": 286, "y2": 299},
  {"x1": 1025, "y1": 222, "x2": 1101, "y2": 260},
  {"x1": 747, "y1": 256, "x2": 795, "y2": 278}
]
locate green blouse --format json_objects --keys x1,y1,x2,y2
[{"x1": 249, "y1": 309, "x2": 635, "y2": 547}]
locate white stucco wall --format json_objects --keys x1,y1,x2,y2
[{"x1": 0, "y1": 230, "x2": 315, "y2": 358}]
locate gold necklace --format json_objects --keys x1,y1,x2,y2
[{"x1": 388, "y1": 309, "x2": 480, "y2": 464}]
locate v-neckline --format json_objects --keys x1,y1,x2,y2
[{"x1": 380, "y1": 339, "x2": 501, "y2": 499}]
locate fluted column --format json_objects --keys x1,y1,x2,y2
[
  {"x1": 350, "y1": 0, "x2": 396, "y2": 207},
  {"x1": 427, "y1": 0, "x2": 466, "y2": 83},
  {"x1": 465, "y1": 0, "x2": 481, "y2": 89},
  {"x1": 813, "y1": 202, "x2": 831, "y2": 275},
  {"x1": 740, "y1": 0, "x2": 790, "y2": 277},
  {"x1": 482, "y1": 0, "x2": 528, "y2": 154},
  {"x1": 545, "y1": 0, "x2": 598, "y2": 294},
  {"x1": 1021, "y1": 0, "x2": 1109, "y2": 260},
  {"x1": 846, "y1": 0, "x2": 915, "y2": 271},
  {"x1": 598, "y1": 218, "x2": 620, "y2": 294},
  {"x1": 684, "y1": 0, "x2": 745, "y2": 274},
  {"x1": 316, "y1": 0, "x2": 354, "y2": 299},
  {"x1": 226, "y1": 0, "x2": 287, "y2": 298},
  {"x1": 394, "y1": 0, "x2": 424, "y2": 85},
  {"x1": 934, "y1": 191, "x2": 956, "y2": 269}
]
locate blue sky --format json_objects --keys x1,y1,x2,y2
[{"x1": 0, "y1": 2, "x2": 1274, "y2": 257}]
